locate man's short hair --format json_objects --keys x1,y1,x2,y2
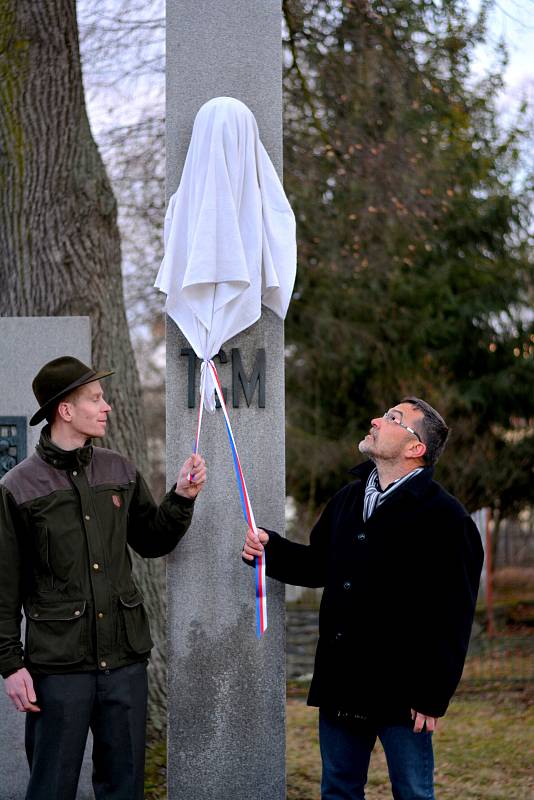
[{"x1": 401, "y1": 397, "x2": 449, "y2": 466}]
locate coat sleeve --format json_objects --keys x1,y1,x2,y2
[
  {"x1": 244, "y1": 497, "x2": 336, "y2": 588},
  {"x1": 127, "y1": 472, "x2": 195, "y2": 558},
  {"x1": 408, "y1": 513, "x2": 483, "y2": 717},
  {"x1": 0, "y1": 486, "x2": 25, "y2": 678}
]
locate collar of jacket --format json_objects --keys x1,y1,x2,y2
[
  {"x1": 36, "y1": 424, "x2": 93, "y2": 470},
  {"x1": 349, "y1": 459, "x2": 435, "y2": 498}
]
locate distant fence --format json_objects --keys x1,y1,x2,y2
[
  {"x1": 495, "y1": 514, "x2": 534, "y2": 569},
  {"x1": 462, "y1": 635, "x2": 534, "y2": 684}
]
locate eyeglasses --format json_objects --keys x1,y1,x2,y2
[{"x1": 383, "y1": 410, "x2": 423, "y2": 443}]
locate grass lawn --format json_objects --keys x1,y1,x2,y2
[
  {"x1": 146, "y1": 573, "x2": 534, "y2": 797},
  {"x1": 146, "y1": 684, "x2": 534, "y2": 799},
  {"x1": 286, "y1": 686, "x2": 534, "y2": 800}
]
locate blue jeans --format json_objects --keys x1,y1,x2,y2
[{"x1": 319, "y1": 709, "x2": 435, "y2": 800}]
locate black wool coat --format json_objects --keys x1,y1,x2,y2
[{"x1": 262, "y1": 461, "x2": 483, "y2": 721}]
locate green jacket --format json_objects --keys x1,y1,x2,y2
[{"x1": 0, "y1": 427, "x2": 194, "y2": 678}]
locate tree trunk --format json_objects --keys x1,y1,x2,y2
[{"x1": 0, "y1": 0, "x2": 166, "y2": 732}]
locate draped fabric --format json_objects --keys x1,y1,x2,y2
[{"x1": 155, "y1": 96, "x2": 296, "y2": 411}]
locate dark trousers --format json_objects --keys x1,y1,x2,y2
[
  {"x1": 25, "y1": 662, "x2": 148, "y2": 800},
  {"x1": 319, "y1": 710, "x2": 435, "y2": 800}
]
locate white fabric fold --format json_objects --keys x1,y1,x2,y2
[{"x1": 155, "y1": 96, "x2": 297, "y2": 411}]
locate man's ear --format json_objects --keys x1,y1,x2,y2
[
  {"x1": 406, "y1": 440, "x2": 426, "y2": 461},
  {"x1": 56, "y1": 400, "x2": 73, "y2": 423}
]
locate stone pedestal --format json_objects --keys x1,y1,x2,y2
[
  {"x1": 165, "y1": 2, "x2": 286, "y2": 798},
  {"x1": 0, "y1": 317, "x2": 94, "y2": 800}
]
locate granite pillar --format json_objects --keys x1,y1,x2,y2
[{"x1": 165, "y1": 2, "x2": 286, "y2": 798}]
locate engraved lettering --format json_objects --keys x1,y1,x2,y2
[{"x1": 232, "y1": 348, "x2": 266, "y2": 408}]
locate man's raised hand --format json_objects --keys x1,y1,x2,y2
[{"x1": 175, "y1": 454, "x2": 207, "y2": 499}]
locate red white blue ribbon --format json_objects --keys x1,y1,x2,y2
[{"x1": 193, "y1": 358, "x2": 267, "y2": 638}]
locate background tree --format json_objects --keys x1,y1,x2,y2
[
  {"x1": 78, "y1": 0, "x2": 167, "y2": 499},
  {"x1": 282, "y1": 0, "x2": 533, "y2": 532},
  {"x1": 77, "y1": 0, "x2": 533, "y2": 532},
  {"x1": 77, "y1": 0, "x2": 533, "y2": 554},
  {"x1": 7, "y1": 0, "x2": 529, "y2": 731},
  {"x1": 0, "y1": 0, "x2": 166, "y2": 731}
]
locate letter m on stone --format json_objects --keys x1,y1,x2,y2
[{"x1": 232, "y1": 348, "x2": 266, "y2": 408}]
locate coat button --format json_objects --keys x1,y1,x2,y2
[
  {"x1": 343, "y1": 581, "x2": 351, "y2": 591},
  {"x1": 97, "y1": 612, "x2": 104, "y2": 619},
  {"x1": 85, "y1": 515, "x2": 90, "y2": 521},
  {"x1": 93, "y1": 563, "x2": 100, "y2": 571},
  {"x1": 74, "y1": 610, "x2": 80, "y2": 616},
  {"x1": 357, "y1": 533, "x2": 366, "y2": 541},
  {"x1": 72, "y1": 470, "x2": 77, "y2": 476},
  {"x1": 100, "y1": 661, "x2": 107, "y2": 668}
]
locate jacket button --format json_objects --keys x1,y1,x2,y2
[
  {"x1": 74, "y1": 610, "x2": 80, "y2": 616},
  {"x1": 343, "y1": 581, "x2": 351, "y2": 591},
  {"x1": 33, "y1": 612, "x2": 39, "y2": 618},
  {"x1": 93, "y1": 563, "x2": 100, "y2": 571},
  {"x1": 85, "y1": 515, "x2": 90, "y2": 521},
  {"x1": 72, "y1": 470, "x2": 78, "y2": 476},
  {"x1": 357, "y1": 533, "x2": 366, "y2": 541},
  {"x1": 100, "y1": 661, "x2": 107, "y2": 668},
  {"x1": 97, "y1": 612, "x2": 104, "y2": 619}
]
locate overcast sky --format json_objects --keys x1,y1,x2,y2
[{"x1": 470, "y1": 0, "x2": 534, "y2": 110}]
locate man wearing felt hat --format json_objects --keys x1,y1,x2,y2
[{"x1": 0, "y1": 356, "x2": 206, "y2": 800}]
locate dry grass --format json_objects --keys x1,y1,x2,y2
[
  {"x1": 494, "y1": 567, "x2": 534, "y2": 593},
  {"x1": 145, "y1": 686, "x2": 534, "y2": 799},
  {"x1": 144, "y1": 737, "x2": 166, "y2": 800},
  {"x1": 286, "y1": 687, "x2": 534, "y2": 800},
  {"x1": 493, "y1": 567, "x2": 534, "y2": 605}
]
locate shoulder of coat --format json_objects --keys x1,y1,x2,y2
[
  {"x1": 328, "y1": 479, "x2": 363, "y2": 508},
  {"x1": 90, "y1": 446, "x2": 137, "y2": 485},
  {"x1": 0, "y1": 453, "x2": 68, "y2": 506},
  {"x1": 428, "y1": 479, "x2": 470, "y2": 522}
]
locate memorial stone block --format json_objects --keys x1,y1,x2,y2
[{"x1": 166, "y1": 2, "x2": 287, "y2": 798}]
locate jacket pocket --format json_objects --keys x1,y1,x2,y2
[
  {"x1": 34, "y1": 527, "x2": 54, "y2": 591},
  {"x1": 94, "y1": 484, "x2": 130, "y2": 507},
  {"x1": 94, "y1": 483, "x2": 130, "y2": 492},
  {"x1": 118, "y1": 590, "x2": 153, "y2": 655},
  {"x1": 26, "y1": 600, "x2": 88, "y2": 666}
]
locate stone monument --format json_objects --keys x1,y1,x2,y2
[
  {"x1": 165, "y1": 2, "x2": 286, "y2": 798},
  {"x1": 0, "y1": 317, "x2": 94, "y2": 800}
]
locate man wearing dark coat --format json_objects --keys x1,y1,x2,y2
[
  {"x1": 0, "y1": 356, "x2": 207, "y2": 800},
  {"x1": 243, "y1": 397, "x2": 483, "y2": 800}
]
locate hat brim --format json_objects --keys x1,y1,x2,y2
[{"x1": 29, "y1": 369, "x2": 114, "y2": 427}]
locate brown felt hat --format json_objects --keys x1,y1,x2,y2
[{"x1": 30, "y1": 356, "x2": 114, "y2": 426}]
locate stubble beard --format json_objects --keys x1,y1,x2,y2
[
  {"x1": 358, "y1": 436, "x2": 377, "y2": 462},
  {"x1": 358, "y1": 435, "x2": 404, "y2": 469}
]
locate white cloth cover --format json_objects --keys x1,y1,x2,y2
[{"x1": 155, "y1": 96, "x2": 297, "y2": 410}]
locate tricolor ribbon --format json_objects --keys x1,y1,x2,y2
[{"x1": 192, "y1": 358, "x2": 267, "y2": 638}]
